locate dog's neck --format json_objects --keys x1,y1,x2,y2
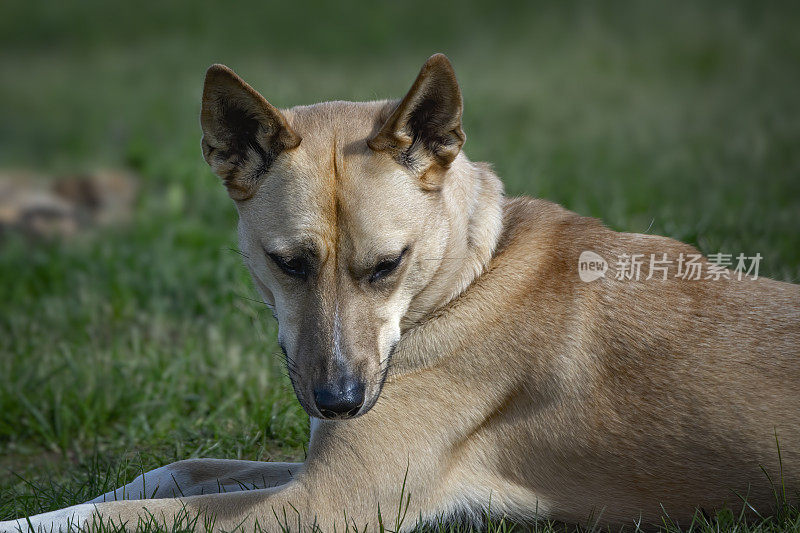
[{"x1": 400, "y1": 156, "x2": 505, "y2": 331}]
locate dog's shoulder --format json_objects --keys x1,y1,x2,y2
[{"x1": 493, "y1": 195, "x2": 611, "y2": 271}]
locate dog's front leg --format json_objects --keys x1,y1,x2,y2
[
  {"x1": 2, "y1": 485, "x2": 299, "y2": 533},
  {"x1": 0, "y1": 464, "x2": 308, "y2": 532},
  {"x1": 2, "y1": 478, "x2": 390, "y2": 533},
  {"x1": 87, "y1": 458, "x2": 303, "y2": 502}
]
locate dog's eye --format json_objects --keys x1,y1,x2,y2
[
  {"x1": 268, "y1": 253, "x2": 308, "y2": 280},
  {"x1": 369, "y1": 247, "x2": 408, "y2": 283}
]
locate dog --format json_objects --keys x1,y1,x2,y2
[{"x1": 2, "y1": 53, "x2": 798, "y2": 532}]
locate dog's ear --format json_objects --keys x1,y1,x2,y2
[
  {"x1": 201, "y1": 64, "x2": 301, "y2": 201},
  {"x1": 368, "y1": 54, "x2": 465, "y2": 183}
]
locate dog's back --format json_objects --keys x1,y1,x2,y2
[{"x1": 446, "y1": 196, "x2": 800, "y2": 523}]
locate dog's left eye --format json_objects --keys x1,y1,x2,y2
[
  {"x1": 268, "y1": 253, "x2": 308, "y2": 280},
  {"x1": 369, "y1": 247, "x2": 408, "y2": 283}
]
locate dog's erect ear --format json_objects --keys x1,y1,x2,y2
[
  {"x1": 201, "y1": 64, "x2": 301, "y2": 201},
  {"x1": 368, "y1": 54, "x2": 465, "y2": 179}
]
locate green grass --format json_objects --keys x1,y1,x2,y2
[{"x1": 1, "y1": 1, "x2": 799, "y2": 531}]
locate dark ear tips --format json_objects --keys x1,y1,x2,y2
[
  {"x1": 202, "y1": 64, "x2": 245, "y2": 104},
  {"x1": 423, "y1": 53, "x2": 456, "y2": 76},
  {"x1": 206, "y1": 63, "x2": 233, "y2": 75},
  {"x1": 205, "y1": 63, "x2": 232, "y2": 80}
]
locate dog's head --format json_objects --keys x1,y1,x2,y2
[{"x1": 200, "y1": 55, "x2": 486, "y2": 419}]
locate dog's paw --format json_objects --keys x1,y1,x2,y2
[{"x1": 0, "y1": 504, "x2": 93, "y2": 533}]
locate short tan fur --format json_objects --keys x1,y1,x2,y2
[{"x1": 2, "y1": 54, "x2": 798, "y2": 532}]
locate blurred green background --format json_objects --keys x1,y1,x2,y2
[{"x1": 1, "y1": 0, "x2": 799, "y2": 523}]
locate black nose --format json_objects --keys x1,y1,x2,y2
[{"x1": 313, "y1": 377, "x2": 365, "y2": 418}]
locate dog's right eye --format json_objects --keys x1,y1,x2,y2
[
  {"x1": 369, "y1": 246, "x2": 408, "y2": 283},
  {"x1": 268, "y1": 253, "x2": 308, "y2": 280}
]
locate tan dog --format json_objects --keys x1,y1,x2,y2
[{"x1": 3, "y1": 54, "x2": 798, "y2": 532}]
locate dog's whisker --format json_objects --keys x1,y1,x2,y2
[
  {"x1": 226, "y1": 246, "x2": 250, "y2": 259},
  {"x1": 234, "y1": 292, "x2": 270, "y2": 307}
]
